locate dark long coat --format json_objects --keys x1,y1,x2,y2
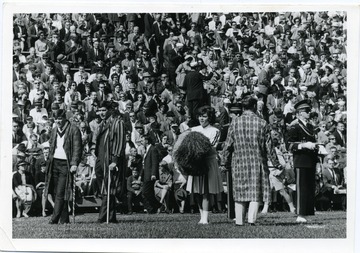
[{"x1": 44, "y1": 121, "x2": 82, "y2": 201}]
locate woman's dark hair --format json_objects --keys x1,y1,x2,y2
[{"x1": 197, "y1": 105, "x2": 216, "y2": 125}]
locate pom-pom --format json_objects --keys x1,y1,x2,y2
[{"x1": 173, "y1": 131, "x2": 213, "y2": 176}]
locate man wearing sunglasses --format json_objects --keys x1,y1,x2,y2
[{"x1": 285, "y1": 100, "x2": 318, "y2": 223}]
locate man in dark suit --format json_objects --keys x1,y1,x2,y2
[
  {"x1": 140, "y1": 134, "x2": 160, "y2": 214},
  {"x1": 48, "y1": 33, "x2": 65, "y2": 62},
  {"x1": 87, "y1": 40, "x2": 105, "y2": 65},
  {"x1": 318, "y1": 155, "x2": 342, "y2": 210},
  {"x1": 182, "y1": 62, "x2": 213, "y2": 126},
  {"x1": 44, "y1": 109, "x2": 82, "y2": 224},
  {"x1": 285, "y1": 100, "x2": 318, "y2": 223},
  {"x1": 12, "y1": 120, "x2": 26, "y2": 147},
  {"x1": 59, "y1": 20, "x2": 71, "y2": 43},
  {"x1": 332, "y1": 121, "x2": 346, "y2": 148},
  {"x1": 167, "y1": 42, "x2": 184, "y2": 84}
]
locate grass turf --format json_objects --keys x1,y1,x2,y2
[{"x1": 12, "y1": 211, "x2": 346, "y2": 239}]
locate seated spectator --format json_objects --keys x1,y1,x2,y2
[
  {"x1": 154, "y1": 161, "x2": 173, "y2": 213},
  {"x1": 162, "y1": 146, "x2": 187, "y2": 213},
  {"x1": 13, "y1": 161, "x2": 36, "y2": 218},
  {"x1": 325, "y1": 134, "x2": 342, "y2": 153},
  {"x1": 317, "y1": 155, "x2": 344, "y2": 210},
  {"x1": 75, "y1": 155, "x2": 92, "y2": 196},
  {"x1": 126, "y1": 147, "x2": 143, "y2": 177},
  {"x1": 35, "y1": 160, "x2": 54, "y2": 217},
  {"x1": 126, "y1": 168, "x2": 143, "y2": 214}
]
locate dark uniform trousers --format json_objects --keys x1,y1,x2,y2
[
  {"x1": 296, "y1": 167, "x2": 316, "y2": 216},
  {"x1": 51, "y1": 159, "x2": 70, "y2": 224}
]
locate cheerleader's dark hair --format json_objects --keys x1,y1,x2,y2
[{"x1": 196, "y1": 105, "x2": 216, "y2": 125}]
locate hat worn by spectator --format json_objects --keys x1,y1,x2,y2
[
  {"x1": 294, "y1": 100, "x2": 311, "y2": 111},
  {"x1": 176, "y1": 43, "x2": 184, "y2": 48},
  {"x1": 175, "y1": 188, "x2": 187, "y2": 202},
  {"x1": 17, "y1": 161, "x2": 29, "y2": 168},
  {"x1": 16, "y1": 151, "x2": 27, "y2": 158},
  {"x1": 57, "y1": 54, "x2": 67, "y2": 62},
  {"x1": 17, "y1": 100, "x2": 25, "y2": 106},
  {"x1": 171, "y1": 123, "x2": 179, "y2": 128},
  {"x1": 129, "y1": 83, "x2": 136, "y2": 89}
]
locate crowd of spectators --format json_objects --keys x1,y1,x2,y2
[{"x1": 12, "y1": 12, "x2": 347, "y2": 217}]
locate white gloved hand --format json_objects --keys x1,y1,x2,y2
[{"x1": 301, "y1": 142, "x2": 316, "y2": 150}]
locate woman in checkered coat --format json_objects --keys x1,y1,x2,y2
[{"x1": 221, "y1": 95, "x2": 281, "y2": 226}]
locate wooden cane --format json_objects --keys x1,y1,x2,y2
[
  {"x1": 73, "y1": 173, "x2": 76, "y2": 223},
  {"x1": 106, "y1": 166, "x2": 111, "y2": 224}
]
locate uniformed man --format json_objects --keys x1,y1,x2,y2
[{"x1": 285, "y1": 100, "x2": 318, "y2": 223}]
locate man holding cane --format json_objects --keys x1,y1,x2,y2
[
  {"x1": 93, "y1": 101, "x2": 126, "y2": 223},
  {"x1": 285, "y1": 100, "x2": 318, "y2": 223},
  {"x1": 45, "y1": 109, "x2": 82, "y2": 224}
]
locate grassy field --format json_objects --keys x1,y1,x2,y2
[{"x1": 12, "y1": 211, "x2": 346, "y2": 239}]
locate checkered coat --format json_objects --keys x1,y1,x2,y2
[{"x1": 221, "y1": 110, "x2": 280, "y2": 202}]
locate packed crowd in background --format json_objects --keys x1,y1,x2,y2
[{"x1": 12, "y1": 12, "x2": 347, "y2": 219}]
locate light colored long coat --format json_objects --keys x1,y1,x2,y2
[{"x1": 221, "y1": 110, "x2": 280, "y2": 202}]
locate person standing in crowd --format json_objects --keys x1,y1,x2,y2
[
  {"x1": 93, "y1": 101, "x2": 126, "y2": 223},
  {"x1": 140, "y1": 134, "x2": 161, "y2": 214},
  {"x1": 182, "y1": 62, "x2": 213, "y2": 126},
  {"x1": 285, "y1": 100, "x2": 318, "y2": 223},
  {"x1": 221, "y1": 95, "x2": 282, "y2": 226},
  {"x1": 44, "y1": 109, "x2": 82, "y2": 224}
]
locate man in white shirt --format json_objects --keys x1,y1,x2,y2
[{"x1": 29, "y1": 100, "x2": 48, "y2": 126}]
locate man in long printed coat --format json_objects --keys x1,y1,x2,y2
[
  {"x1": 45, "y1": 109, "x2": 82, "y2": 224},
  {"x1": 221, "y1": 95, "x2": 282, "y2": 226},
  {"x1": 93, "y1": 101, "x2": 126, "y2": 223}
]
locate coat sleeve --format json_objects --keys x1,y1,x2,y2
[
  {"x1": 285, "y1": 124, "x2": 302, "y2": 152},
  {"x1": 220, "y1": 119, "x2": 235, "y2": 167},
  {"x1": 110, "y1": 118, "x2": 126, "y2": 164},
  {"x1": 70, "y1": 126, "x2": 83, "y2": 166}
]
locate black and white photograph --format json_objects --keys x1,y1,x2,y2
[{"x1": 0, "y1": 1, "x2": 359, "y2": 253}]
